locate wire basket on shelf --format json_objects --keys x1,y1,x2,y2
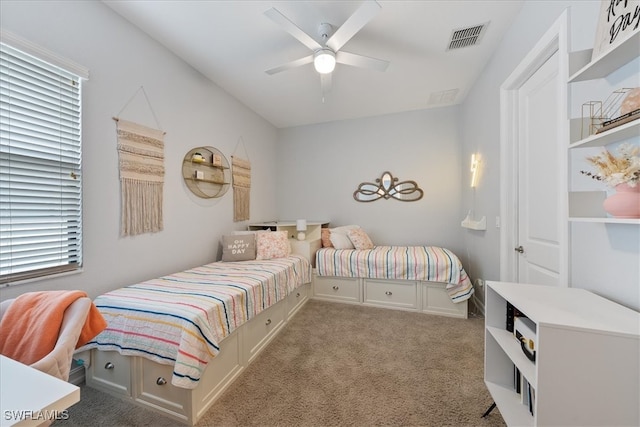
[{"x1": 582, "y1": 88, "x2": 637, "y2": 138}]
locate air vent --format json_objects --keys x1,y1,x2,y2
[
  {"x1": 447, "y1": 22, "x2": 488, "y2": 50},
  {"x1": 428, "y1": 88, "x2": 459, "y2": 105}
]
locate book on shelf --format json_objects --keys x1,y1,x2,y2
[
  {"x1": 506, "y1": 302, "x2": 525, "y2": 333},
  {"x1": 529, "y1": 385, "x2": 535, "y2": 416},
  {"x1": 595, "y1": 109, "x2": 640, "y2": 134},
  {"x1": 521, "y1": 375, "x2": 530, "y2": 407}
]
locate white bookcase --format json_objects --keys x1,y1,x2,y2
[
  {"x1": 248, "y1": 220, "x2": 329, "y2": 266},
  {"x1": 484, "y1": 281, "x2": 640, "y2": 426}
]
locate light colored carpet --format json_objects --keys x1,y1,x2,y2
[{"x1": 56, "y1": 300, "x2": 505, "y2": 427}]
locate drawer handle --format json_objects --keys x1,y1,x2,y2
[
  {"x1": 265, "y1": 318, "x2": 272, "y2": 326},
  {"x1": 296, "y1": 292, "x2": 301, "y2": 298},
  {"x1": 156, "y1": 377, "x2": 167, "y2": 386},
  {"x1": 104, "y1": 362, "x2": 114, "y2": 370},
  {"x1": 332, "y1": 286, "x2": 339, "y2": 290},
  {"x1": 385, "y1": 291, "x2": 393, "y2": 296}
]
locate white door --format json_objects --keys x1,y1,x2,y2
[{"x1": 516, "y1": 51, "x2": 561, "y2": 286}]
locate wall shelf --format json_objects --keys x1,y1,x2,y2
[
  {"x1": 461, "y1": 213, "x2": 486, "y2": 230},
  {"x1": 568, "y1": 31, "x2": 639, "y2": 82},
  {"x1": 568, "y1": 217, "x2": 640, "y2": 224},
  {"x1": 182, "y1": 146, "x2": 230, "y2": 199},
  {"x1": 567, "y1": 29, "x2": 639, "y2": 223},
  {"x1": 569, "y1": 119, "x2": 640, "y2": 149}
]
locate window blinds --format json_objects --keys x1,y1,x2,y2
[{"x1": 0, "y1": 42, "x2": 83, "y2": 285}]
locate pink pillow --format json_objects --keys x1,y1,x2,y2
[
  {"x1": 256, "y1": 231, "x2": 291, "y2": 260},
  {"x1": 348, "y1": 228, "x2": 374, "y2": 250},
  {"x1": 321, "y1": 228, "x2": 333, "y2": 247}
]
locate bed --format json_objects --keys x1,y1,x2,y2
[
  {"x1": 79, "y1": 255, "x2": 312, "y2": 425},
  {"x1": 314, "y1": 245, "x2": 473, "y2": 318}
]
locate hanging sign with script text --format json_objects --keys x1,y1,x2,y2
[{"x1": 591, "y1": 0, "x2": 639, "y2": 60}]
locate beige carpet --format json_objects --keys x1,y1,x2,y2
[{"x1": 57, "y1": 300, "x2": 505, "y2": 427}]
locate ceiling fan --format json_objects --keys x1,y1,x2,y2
[{"x1": 264, "y1": 0, "x2": 390, "y2": 96}]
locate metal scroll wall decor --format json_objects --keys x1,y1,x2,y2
[{"x1": 353, "y1": 171, "x2": 423, "y2": 202}]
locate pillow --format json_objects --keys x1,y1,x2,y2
[
  {"x1": 329, "y1": 225, "x2": 360, "y2": 249},
  {"x1": 331, "y1": 225, "x2": 360, "y2": 234},
  {"x1": 348, "y1": 228, "x2": 374, "y2": 250},
  {"x1": 321, "y1": 228, "x2": 333, "y2": 248},
  {"x1": 256, "y1": 231, "x2": 291, "y2": 260},
  {"x1": 221, "y1": 234, "x2": 256, "y2": 262}
]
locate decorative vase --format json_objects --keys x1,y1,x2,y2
[
  {"x1": 603, "y1": 183, "x2": 640, "y2": 218},
  {"x1": 620, "y1": 87, "x2": 640, "y2": 115}
]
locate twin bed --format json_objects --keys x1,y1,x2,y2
[
  {"x1": 316, "y1": 245, "x2": 474, "y2": 303},
  {"x1": 80, "y1": 234, "x2": 473, "y2": 425},
  {"x1": 80, "y1": 255, "x2": 312, "y2": 424}
]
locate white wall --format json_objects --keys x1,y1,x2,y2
[
  {"x1": 0, "y1": 1, "x2": 279, "y2": 300},
  {"x1": 460, "y1": 1, "x2": 639, "y2": 310},
  {"x1": 276, "y1": 107, "x2": 466, "y2": 256}
]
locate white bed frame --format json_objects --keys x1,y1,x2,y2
[
  {"x1": 312, "y1": 272, "x2": 468, "y2": 319},
  {"x1": 82, "y1": 271, "x2": 467, "y2": 425},
  {"x1": 83, "y1": 282, "x2": 311, "y2": 426}
]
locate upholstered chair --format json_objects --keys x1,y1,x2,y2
[{"x1": 0, "y1": 296, "x2": 92, "y2": 381}]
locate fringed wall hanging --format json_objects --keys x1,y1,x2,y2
[
  {"x1": 231, "y1": 137, "x2": 251, "y2": 222},
  {"x1": 113, "y1": 86, "x2": 165, "y2": 236}
]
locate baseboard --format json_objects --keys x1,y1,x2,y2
[
  {"x1": 472, "y1": 294, "x2": 485, "y2": 316},
  {"x1": 69, "y1": 360, "x2": 85, "y2": 386}
]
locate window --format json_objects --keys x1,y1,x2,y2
[{"x1": 1, "y1": 38, "x2": 87, "y2": 285}]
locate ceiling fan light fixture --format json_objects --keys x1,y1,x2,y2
[{"x1": 314, "y1": 49, "x2": 336, "y2": 74}]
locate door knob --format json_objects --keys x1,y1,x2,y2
[{"x1": 514, "y1": 246, "x2": 524, "y2": 253}]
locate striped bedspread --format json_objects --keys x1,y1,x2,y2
[
  {"x1": 316, "y1": 246, "x2": 473, "y2": 303},
  {"x1": 82, "y1": 256, "x2": 311, "y2": 389}
]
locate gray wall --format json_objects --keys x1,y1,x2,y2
[
  {"x1": 0, "y1": 1, "x2": 279, "y2": 300},
  {"x1": 275, "y1": 107, "x2": 465, "y2": 256},
  {"x1": 1, "y1": 1, "x2": 638, "y2": 312},
  {"x1": 459, "y1": 1, "x2": 639, "y2": 310}
]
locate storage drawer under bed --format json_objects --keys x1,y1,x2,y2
[
  {"x1": 363, "y1": 278, "x2": 418, "y2": 310},
  {"x1": 87, "y1": 349, "x2": 132, "y2": 397},
  {"x1": 313, "y1": 275, "x2": 360, "y2": 302},
  {"x1": 244, "y1": 299, "x2": 286, "y2": 363}
]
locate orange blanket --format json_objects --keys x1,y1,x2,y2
[{"x1": 0, "y1": 290, "x2": 107, "y2": 365}]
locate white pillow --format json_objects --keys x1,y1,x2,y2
[
  {"x1": 330, "y1": 232, "x2": 354, "y2": 249},
  {"x1": 329, "y1": 225, "x2": 360, "y2": 249},
  {"x1": 331, "y1": 225, "x2": 360, "y2": 234}
]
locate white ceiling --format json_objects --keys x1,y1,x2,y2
[{"x1": 104, "y1": 1, "x2": 523, "y2": 129}]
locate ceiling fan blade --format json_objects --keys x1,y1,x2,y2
[
  {"x1": 321, "y1": 72, "x2": 332, "y2": 95},
  {"x1": 266, "y1": 54, "x2": 314, "y2": 75},
  {"x1": 264, "y1": 8, "x2": 322, "y2": 51},
  {"x1": 336, "y1": 51, "x2": 389, "y2": 72},
  {"x1": 325, "y1": 0, "x2": 381, "y2": 52}
]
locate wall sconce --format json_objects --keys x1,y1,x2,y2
[
  {"x1": 296, "y1": 219, "x2": 307, "y2": 241},
  {"x1": 470, "y1": 153, "x2": 480, "y2": 188}
]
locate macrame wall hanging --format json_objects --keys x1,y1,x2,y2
[
  {"x1": 113, "y1": 87, "x2": 165, "y2": 236},
  {"x1": 231, "y1": 137, "x2": 251, "y2": 222}
]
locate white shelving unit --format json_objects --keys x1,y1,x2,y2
[
  {"x1": 567, "y1": 30, "x2": 639, "y2": 224},
  {"x1": 247, "y1": 220, "x2": 329, "y2": 266},
  {"x1": 484, "y1": 281, "x2": 640, "y2": 427}
]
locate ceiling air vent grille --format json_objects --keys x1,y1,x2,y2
[
  {"x1": 428, "y1": 89, "x2": 459, "y2": 105},
  {"x1": 447, "y1": 22, "x2": 488, "y2": 50}
]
